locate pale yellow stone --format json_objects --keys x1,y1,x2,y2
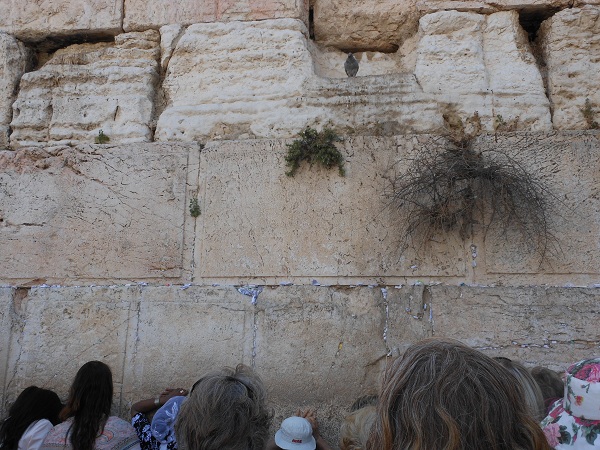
[
  {"x1": 417, "y1": 0, "x2": 572, "y2": 14},
  {"x1": 415, "y1": 10, "x2": 551, "y2": 130},
  {"x1": 10, "y1": 31, "x2": 160, "y2": 146},
  {"x1": 0, "y1": 143, "x2": 197, "y2": 284},
  {"x1": 0, "y1": 33, "x2": 30, "y2": 148},
  {"x1": 0, "y1": 0, "x2": 122, "y2": 41},
  {"x1": 312, "y1": 0, "x2": 420, "y2": 53},
  {"x1": 539, "y1": 6, "x2": 600, "y2": 129},
  {"x1": 123, "y1": 0, "x2": 309, "y2": 31}
]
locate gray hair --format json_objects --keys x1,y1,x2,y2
[{"x1": 175, "y1": 364, "x2": 272, "y2": 450}]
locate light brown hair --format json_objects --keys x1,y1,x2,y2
[
  {"x1": 175, "y1": 364, "x2": 271, "y2": 450},
  {"x1": 366, "y1": 338, "x2": 551, "y2": 450}
]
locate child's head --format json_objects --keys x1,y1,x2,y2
[{"x1": 275, "y1": 416, "x2": 316, "y2": 450}]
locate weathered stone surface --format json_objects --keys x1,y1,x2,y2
[
  {"x1": 256, "y1": 286, "x2": 388, "y2": 405},
  {"x1": 483, "y1": 132, "x2": 600, "y2": 276},
  {"x1": 3, "y1": 286, "x2": 137, "y2": 413},
  {"x1": 539, "y1": 6, "x2": 600, "y2": 129},
  {"x1": 312, "y1": 0, "x2": 420, "y2": 53},
  {"x1": 0, "y1": 288, "x2": 13, "y2": 402},
  {"x1": 0, "y1": 0, "x2": 122, "y2": 41},
  {"x1": 430, "y1": 286, "x2": 600, "y2": 371},
  {"x1": 123, "y1": 286, "x2": 254, "y2": 412},
  {"x1": 0, "y1": 33, "x2": 30, "y2": 148},
  {"x1": 10, "y1": 31, "x2": 159, "y2": 146},
  {"x1": 156, "y1": 19, "x2": 442, "y2": 141},
  {"x1": 195, "y1": 137, "x2": 467, "y2": 283},
  {"x1": 159, "y1": 25, "x2": 185, "y2": 72},
  {"x1": 415, "y1": 10, "x2": 551, "y2": 131},
  {"x1": 124, "y1": 0, "x2": 308, "y2": 31},
  {"x1": 417, "y1": 0, "x2": 572, "y2": 14},
  {"x1": 0, "y1": 143, "x2": 198, "y2": 285}
]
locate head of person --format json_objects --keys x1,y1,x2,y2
[
  {"x1": 339, "y1": 405, "x2": 376, "y2": 450},
  {"x1": 366, "y1": 338, "x2": 551, "y2": 450},
  {"x1": 175, "y1": 364, "x2": 271, "y2": 450},
  {"x1": 275, "y1": 416, "x2": 315, "y2": 450},
  {"x1": 541, "y1": 357, "x2": 600, "y2": 449},
  {"x1": 494, "y1": 357, "x2": 546, "y2": 421},
  {"x1": 61, "y1": 361, "x2": 114, "y2": 450},
  {"x1": 530, "y1": 366, "x2": 564, "y2": 411},
  {"x1": 0, "y1": 386, "x2": 63, "y2": 450}
]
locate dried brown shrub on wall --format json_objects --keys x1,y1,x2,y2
[{"x1": 387, "y1": 112, "x2": 559, "y2": 264}]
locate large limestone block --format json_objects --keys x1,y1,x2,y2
[
  {"x1": 0, "y1": 0, "x2": 122, "y2": 42},
  {"x1": 195, "y1": 137, "x2": 466, "y2": 284},
  {"x1": 415, "y1": 10, "x2": 551, "y2": 130},
  {"x1": 312, "y1": 0, "x2": 420, "y2": 53},
  {"x1": 539, "y1": 6, "x2": 600, "y2": 129},
  {"x1": 10, "y1": 31, "x2": 159, "y2": 146},
  {"x1": 417, "y1": 0, "x2": 572, "y2": 15},
  {"x1": 3, "y1": 286, "x2": 137, "y2": 412},
  {"x1": 156, "y1": 19, "x2": 442, "y2": 141},
  {"x1": 124, "y1": 0, "x2": 309, "y2": 31},
  {"x1": 0, "y1": 143, "x2": 198, "y2": 285},
  {"x1": 255, "y1": 286, "x2": 390, "y2": 404},
  {"x1": 0, "y1": 34, "x2": 30, "y2": 148},
  {"x1": 123, "y1": 286, "x2": 254, "y2": 409},
  {"x1": 430, "y1": 286, "x2": 600, "y2": 370},
  {"x1": 482, "y1": 132, "x2": 600, "y2": 276}
]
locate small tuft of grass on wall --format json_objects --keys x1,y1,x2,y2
[{"x1": 94, "y1": 129, "x2": 110, "y2": 144}]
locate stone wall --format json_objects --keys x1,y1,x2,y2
[
  {"x1": 1, "y1": 134, "x2": 600, "y2": 445},
  {"x1": 2, "y1": 0, "x2": 600, "y2": 446}
]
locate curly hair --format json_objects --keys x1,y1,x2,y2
[
  {"x1": 366, "y1": 339, "x2": 551, "y2": 450},
  {"x1": 60, "y1": 361, "x2": 113, "y2": 450},
  {"x1": 0, "y1": 386, "x2": 63, "y2": 450},
  {"x1": 175, "y1": 364, "x2": 272, "y2": 450}
]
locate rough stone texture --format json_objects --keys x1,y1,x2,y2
[
  {"x1": 0, "y1": 0, "x2": 122, "y2": 42},
  {"x1": 0, "y1": 143, "x2": 198, "y2": 285},
  {"x1": 0, "y1": 33, "x2": 30, "y2": 148},
  {"x1": 156, "y1": 17, "x2": 557, "y2": 141},
  {"x1": 195, "y1": 133, "x2": 600, "y2": 286},
  {"x1": 1, "y1": 284, "x2": 599, "y2": 434},
  {"x1": 483, "y1": 132, "x2": 600, "y2": 276},
  {"x1": 196, "y1": 137, "x2": 466, "y2": 284},
  {"x1": 539, "y1": 6, "x2": 600, "y2": 130},
  {"x1": 414, "y1": 10, "x2": 552, "y2": 131},
  {"x1": 312, "y1": 0, "x2": 420, "y2": 53},
  {"x1": 1, "y1": 133, "x2": 599, "y2": 287},
  {"x1": 0, "y1": 288, "x2": 13, "y2": 406},
  {"x1": 416, "y1": 0, "x2": 572, "y2": 14},
  {"x1": 430, "y1": 285, "x2": 600, "y2": 371},
  {"x1": 156, "y1": 19, "x2": 442, "y2": 141},
  {"x1": 2, "y1": 286, "x2": 137, "y2": 413},
  {"x1": 124, "y1": 0, "x2": 309, "y2": 32},
  {"x1": 10, "y1": 31, "x2": 160, "y2": 147},
  {"x1": 123, "y1": 286, "x2": 254, "y2": 414},
  {"x1": 159, "y1": 25, "x2": 185, "y2": 72}
]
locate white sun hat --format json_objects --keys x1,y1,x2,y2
[{"x1": 274, "y1": 416, "x2": 316, "y2": 450}]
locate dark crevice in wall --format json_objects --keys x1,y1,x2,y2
[
  {"x1": 309, "y1": 7, "x2": 315, "y2": 40},
  {"x1": 30, "y1": 33, "x2": 116, "y2": 70},
  {"x1": 518, "y1": 8, "x2": 560, "y2": 111}
]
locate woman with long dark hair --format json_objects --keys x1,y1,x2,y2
[
  {"x1": 0, "y1": 386, "x2": 62, "y2": 450},
  {"x1": 40, "y1": 361, "x2": 140, "y2": 450}
]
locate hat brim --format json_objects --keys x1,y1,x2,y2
[{"x1": 275, "y1": 430, "x2": 316, "y2": 450}]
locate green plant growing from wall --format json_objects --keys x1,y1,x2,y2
[
  {"x1": 285, "y1": 127, "x2": 345, "y2": 177},
  {"x1": 95, "y1": 129, "x2": 110, "y2": 144},
  {"x1": 581, "y1": 98, "x2": 599, "y2": 129},
  {"x1": 189, "y1": 198, "x2": 201, "y2": 217},
  {"x1": 387, "y1": 111, "x2": 558, "y2": 263}
]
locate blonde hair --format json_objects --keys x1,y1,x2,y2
[
  {"x1": 175, "y1": 365, "x2": 271, "y2": 450},
  {"x1": 339, "y1": 405, "x2": 376, "y2": 450},
  {"x1": 366, "y1": 338, "x2": 551, "y2": 450}
]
